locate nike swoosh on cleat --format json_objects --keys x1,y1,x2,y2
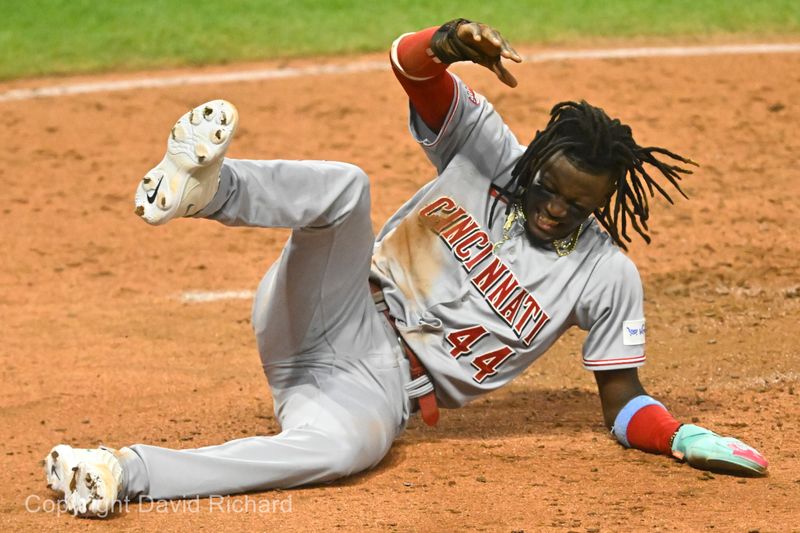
[
  {"x1": 146, "y1": 177, "x2": 164, "y2": 204},
  {"x1": 51, "y1": 464, "x2": 60, "y2": 480}
]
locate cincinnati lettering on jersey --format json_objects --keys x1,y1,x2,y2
[{"x1": 419, "y1": 196, "x2": 549, "y2": 346}]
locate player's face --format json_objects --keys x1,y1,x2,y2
[{"x1": 523, "y1": 153, "x2": 616, "y2": 243}]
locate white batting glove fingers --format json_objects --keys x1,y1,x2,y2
[{"x1": 671, "y1": 424, "x2": 768, "y2": 476}]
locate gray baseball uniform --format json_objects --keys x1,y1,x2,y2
[
  {"x1": 121, "y1": 160, "x2": 411, "y2": 499},
  {"x1": 119, "y1": 76, "x2": 645, "y2": 500},
  {"x1": 372, "y1": 75, "x2": 646, "y2": 409}
]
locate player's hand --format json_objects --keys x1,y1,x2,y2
[
  {"x1": 671, "y1": 424, "x2": 768, "y2": 476},
  {"x1": 429, "y1": 19, "x2": 523, "y2": 88}
]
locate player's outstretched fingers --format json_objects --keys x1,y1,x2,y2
[
  {"x1": 462, "y1": 22, "x2": 521, "y2": 87},
  {"x1": 492, "y1": 61, "x2": 518, "y2": 88},
  {"x1": 439, "y1": 20, "x2": 518, "y2": 88},
  {"x1": 462, "y1": 21, "x2": 483, "y2": 43},
  {"x1": 499, "y1": 38, "x2": 523, "y2": 64}
]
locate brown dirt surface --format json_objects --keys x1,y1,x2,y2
[{"x1": 1, "y1": 42, "x2": 799, "y2": 532}]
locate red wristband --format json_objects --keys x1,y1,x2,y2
[{"x1": 626, "y1": 404, "x2": 682, "y2": 455}]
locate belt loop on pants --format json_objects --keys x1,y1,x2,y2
[{"x1": 369, "y1": 281, "x2": 440, "y2": 426}]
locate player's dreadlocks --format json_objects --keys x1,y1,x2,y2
[{"x1": 491, "y1": 100, "x2": 698, "y2": 250}]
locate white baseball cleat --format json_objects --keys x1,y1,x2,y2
[
  {"x1": 45, "y1": 444, "x2": 96, "y2": 496},
  {"x1": 134, "y1": 99, "x2": 239, "y2": 225},
  {"x1": 44, "y1": 445, "x2": 124, "y2": 517}
]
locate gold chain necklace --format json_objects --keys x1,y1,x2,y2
[
  {"x1": 552, "y1": 223, "x2": 584, "y2": 257},
  {"x1": 494, "y1": 204, "x2": 584, "y2": 257},
  {"x1": 493, "y1": 203, "x2": 526, "y2": 252}
]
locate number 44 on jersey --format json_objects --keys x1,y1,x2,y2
[{"x1": 446, "y1": 325, "x2": 515, "y2": 383}]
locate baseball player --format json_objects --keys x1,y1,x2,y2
[{"x1": 44, "y1": 19, "x2": 767, "y2": 517}]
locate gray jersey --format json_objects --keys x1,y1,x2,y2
[{"x1": 371, "y1": 75, "x2": 646, "y2": 408}]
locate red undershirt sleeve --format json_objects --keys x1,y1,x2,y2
[{"x1": 390, "y1": 27, "x2": 456, "y2": 133}]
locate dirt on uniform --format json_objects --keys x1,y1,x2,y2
[{"x1": 1, "y1": 42, "x2": 799, "y2": 531}]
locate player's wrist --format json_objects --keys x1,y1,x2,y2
[
  {"x1": 611, "y1": 395, "x2": 681, "y2": 455},
  {"x1": 668, "y1": 423, "x2": 683, "y2": 455},
  {"x1": 429, "y1": 18, "x2": 478, "y2": 65}
]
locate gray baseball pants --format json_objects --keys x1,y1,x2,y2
[{"x1": 120, "y1": 159, "x2": 411, "y2": 499}]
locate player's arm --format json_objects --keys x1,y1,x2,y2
[
  {"x1": 392, "y1": 19, "x2": 522, "y2": 133},
  {"x1": 594, "y1": 368, "x2": 647, "y2": 429},
  {"x1": 594, "y1": 367, "x2": 769, "y2": 476}
]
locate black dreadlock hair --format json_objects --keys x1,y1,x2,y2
[{"x1": 490, "y1": 100, "x2": 698, "y2": 250}]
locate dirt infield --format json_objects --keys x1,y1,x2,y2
[{"x1": 1, "y1": 44, "x2": 799, "y2": 531}]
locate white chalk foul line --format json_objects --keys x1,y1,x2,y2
[
  {"x1": 0, "y1": 60, "x2": 388, "y2": 103},
  {"x1": 523, "y1": 42, "x2": 800, "y2": 62},
  {"x1": 2, "y1": 43, "x2": 799, "y2": 103},
  {"x1": 182, "y1": 290, "x2": 254, "y2": 303}
]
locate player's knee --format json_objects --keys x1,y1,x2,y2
[
  {"x1": 339, "y1": 163, "x2": 370, "y2": 193},
  {"x1": 316, "y1": 163, "x2": 371, "y2": 227},
  {"x1": 325, "y1": 439, "x2": 381, "y2": 478},
  {"x1": 336, "y1": 163, "x2": 371, "y2": 209}
]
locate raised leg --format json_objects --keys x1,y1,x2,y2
[{"x1": 47, "y1": 102, "x2": 411, "y2": 512}]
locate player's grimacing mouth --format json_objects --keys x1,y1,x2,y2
[
  {"x1": 534, "y1": 211, "x2": 559, "y2": 231},
  {"x1": 529, "y1": 209, "x2": 563, "y2": 237}
]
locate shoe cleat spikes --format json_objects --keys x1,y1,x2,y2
[
  {"x1": 195, "y1": 142, "x2": 209, "y2": 163},
  {"x1": 44, "y1": 444, "x2": 126, "y2": 517},
  {"x1": 134, "y1": 99, "x2": 238, "y2": 225},
  {"x1": 171, "y1": 124, "x2": 188, "y2": 142},
  {"x1": 69, "y1": 466, "x2": 79, "y2": 491},
  {"x1": 141, "y1": 170, "x2": 164, "y2": 191}
]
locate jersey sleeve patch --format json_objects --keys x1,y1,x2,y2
[
  {"x1": 622, "y1": 319, "x2": 646, "y2": 346},
  {"x1": 465, "y1": 84, "x2": 480, "y2": 105}
]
